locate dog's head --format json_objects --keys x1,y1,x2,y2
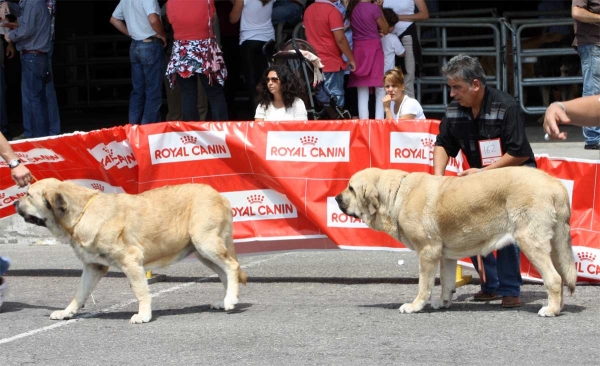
[
  {"x1": 14, "y1": 178, "x2": 84, "y2": 237},
  {"x1": 335, "y1": 168, "x2": 388, "y2": 224}
]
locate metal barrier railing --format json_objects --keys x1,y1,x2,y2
[
  {"x1": 512, "y1": 18, "x2": 582, "y2": 114},
  {"x1": 416, "y1": 18, "x2": 503, "y2": 113}
]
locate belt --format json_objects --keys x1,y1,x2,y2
[
  {"x1": 142, "y1": 37, "x2": 161, "y2": 43},
  {"x1": 22, "y1": 50, "x2": 47, "y2": 55}
]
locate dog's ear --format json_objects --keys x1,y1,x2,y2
[
  {"x1": 364, "y1": 185, "x2": 379, "y2": 216},
  {"x1": 44, "y1": 191, "x2": 67, "y2": 219}
]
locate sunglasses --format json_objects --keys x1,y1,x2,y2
[{"x1": 266, "y1": 77, "x2": 280, "y2": 83}]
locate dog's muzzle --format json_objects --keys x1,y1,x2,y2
[
  {"x1": 335, "y1": 194, "x2": 358, "y2": 218},
  {"x1": 14, "y1": 201, "x2": 47, "y2": 227}
]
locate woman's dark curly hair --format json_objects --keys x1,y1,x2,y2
[{"x1": 256, "y1": 65, "x2": 307, "y2": 110}]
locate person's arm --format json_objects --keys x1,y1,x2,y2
[
  {"x1": 397, "y1": 0, "x2": 429, "y2": 22},
  {"x1": 0, "y1": 133, "x2": 32, "y2": 187},
  {"x1": 544, "y1": 96, "x2": 600, "y2": 140},
  {"x1": 433, "y1": 146, "x2": 449, "y2": 176},
  {"x1": 5, "y1": 39, "x2": 15, "y2": 59},
  {"x1": 148, "y1": 13, "x2": 167, "y2": 46},
  {"x1": 382, "y1": 95, "x2": 394, "y2": 119},
  {"x1": 229, "y1": 0, "x2": 243, "y2": 24},
  {"x1": 6, "y1": 1, "x2": 37, "y2": 43},
  {"x1": 294, "y1": 99, "x2": 308, "y2": 120},
  {"x1": 254, "y1": 103, "x2": 266, "y2": 122},
  {"x1": 572, "y1": 4, "x2": 600, "y2": 24},
  {"x1": 333, "y1": 29, "x2": 355, "y2": 71},
  {"x1": 109, "y1": 16, "x2": 130, "y2": 37}
]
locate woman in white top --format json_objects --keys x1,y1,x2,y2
[
  {"x1": 255, "y1": 65, "x2": 308, "y2": 121},
  {"x1": 230, "y1": 0, "x2": 275, "y2": 114},
  {"x1": 382, "y1": 68, "x2": 425, "y2": 120}
]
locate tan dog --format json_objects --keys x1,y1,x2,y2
[
  {"x1": 15, "y1": 178, "x2": 247, "y2": 324},
  {"x1": 335, "y1": 167, "x2": 576, "y2": 317}
]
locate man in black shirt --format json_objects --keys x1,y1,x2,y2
[{"x1": 434, "y1": 54, "x2": 536, "y2": 309}]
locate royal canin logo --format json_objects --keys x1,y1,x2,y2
[
  {"x1": 148, "y1": 131, "x2": 231, "y2": 165},
  {"x1": 246, "y1": 194, "x2": 265, "y2": 205},
  {"x1": 573, "y1": 247, "x2": 600, "y2": 280},
  {"x1": 221, "y1": 189, "x2": 298, "y2": 222},
  {"x1": 180, "y1": 135, "x2": 198, "y2": 145},
  {"x1": 299, "y1": 136, "x2": 318, "y2": 146},
  {"x1": 390, "y1": 132, "x2": 463, "y2": 172},
  {"x1": 326, "y1": 197, "x2": 368, "y2": 228},
  {"x1": 0, "y1": 186, "x2": 28, "y2": 209},
  {"x1": 0, "y1": 148, "x2": 64, "y2": 168},
  {"x1": 266, "y1": 131, "x2": 350, "y2": 162},
  {"x1": 87, "y1": 140, "x2": 137, "y2": 170},
  {"x1": 90, "y1": 183, "x2": 105, "y2": 192}
]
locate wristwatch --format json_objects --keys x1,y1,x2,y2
[{"x1": 8, "y1": 159, "x2": 21, "y2": 169}]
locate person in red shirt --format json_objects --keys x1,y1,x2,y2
[
  {"x1": 304, "y1": 0, "x2": 355, "y2": 109},
  {"x1": 165, "y1": 0, "x2": 228, "y2": 121}
]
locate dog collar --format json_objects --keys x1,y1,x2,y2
[
  {"x1": 391, "y1": 177, "x2": 405, "y2": 241},
  {"x1": 73, "y1": 194, "x2": 99, "y2": 229}
]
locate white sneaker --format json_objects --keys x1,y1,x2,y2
[{"x1": 0, "y1": 278, "x2": 6, "y2": 312}]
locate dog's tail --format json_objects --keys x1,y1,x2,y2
[
  {"x1": 238, "y1": 267, "x2": 248, "y2": 286},
  {"x1": 551, "y1": 188, "x2": 577, "y2": 295}
]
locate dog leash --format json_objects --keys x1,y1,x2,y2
[
  {"x1": 391, "y1": 176, "x2": 405, "y2": 241},
  {"x1": 73, "y1": 194, "x2": 99, "y2": 228}
]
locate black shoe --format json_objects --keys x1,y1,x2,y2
[{"x1": 584, "y1": 144, "x2": 600, "y2": 150}]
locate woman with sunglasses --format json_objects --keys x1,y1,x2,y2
[{"x1": 254, "y1": 65, "x2": 308, "y2": 121}]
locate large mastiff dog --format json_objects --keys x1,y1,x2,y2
[
  {"x1": 15, "y1": 178, "x2": 247, "y2": 323},
  {"x1": 336, "y1": 167, "x2": 576, "y2": 317}
]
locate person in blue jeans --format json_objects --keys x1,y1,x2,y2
[
  {"x1": 434, "y1": 55, "x2": 538, "y2": 309},
  {"x1": 572, "y1": 0, "x2": 600, "y2": 150},
  {"x1": 5, "y1": 0, "x2": 53, "y2": 138},
  {"x1": 272, "y1": 0, "x2": 306, "y2": 26},
  {"x1": 110, "y1": 0, "x2": 167, "y2": 125},
  {"x1": 0, "y1": 39, "x2": 16, "y2": 136},
  {"x1": 0, "y1": 131, "x2": 33, "y2": 312}
]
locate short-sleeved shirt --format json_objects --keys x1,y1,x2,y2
[
  {"x1": 255, "y1": 98, "x2": 308, "y2": 121},
  {"x1": 435, "y1": 87, "x2": 536, "y2": 169},
  {"x1": 167, "y1": 0, "x2": 214, "y2": 40},
  {"x1": 112, "y1": 0, "x2": 161, "y2": 41},
  {"x1": 572, "y1": 0, "x2": 600, "y2": 46},
  {"x1": 381, "y1": 33, "x2": 405, "y2": 71},
  {"x1": 304, "y1": 1, "x2": 347, "y2": 73},
  {"x1": 390, "y1": 95, "x2": 425, "y2": 120}
]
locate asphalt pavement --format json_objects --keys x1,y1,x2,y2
[{"x1": 0, "y1": 122, "x2": 599, "y2": 365}]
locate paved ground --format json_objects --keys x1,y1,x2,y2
[
  {"x1": 1, "y1": 245, "x2": 599, "y2": 366},
  {"x1": 1, "y1": 120, "x2": 598, "y2": 365}
]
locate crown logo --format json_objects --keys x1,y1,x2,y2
[
  {"x1": 0, "y1": 193, "x2": 4, "y2": 199},
  {"x1": 102, "y1": 147, "x2": 114, "y2": 156},
  {"x1": 299, "y1": 136, "x2": 318, "y2": 146},
  {"x1": 421, "y1": 138, "x2": 436, "y2": 148},
  {"x1": 247, "y1": 194, "x2": 265, "y2": 205},
  {"x1": 180, "y1": 135, "x2": 197, "y2": 145},
  {"x1": 577, "y1": 252, "x2": 597, "y2": 262},
  {"x1": 91, "y1": 183, "x2": 105, "y2": 192}
]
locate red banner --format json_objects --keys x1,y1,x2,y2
[{"x1": 1, "y1": 120, "x2": 598, "y2": 283}]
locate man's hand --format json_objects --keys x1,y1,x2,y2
[
  {"x1": 543, "y1": 102, "x2": 569, "y2": 140},
  {"x1": 457, "y1": 168, "x2": 481, "y2": 177},
  {"x1": 3, "y1": 33, "x2": 10, "y2": 43},
  {"x1": 4, "y1": 22, "x2": 18, "y2": 29},
  {"x1": 11, "y1": 164, "x2": 32, "y2": 188},
  {"x1": 158, "y1": 34, "x2": 167, "y2": 48},
  {"x1": 6, "y1": 41, "x2": 15, "y2": 59}
]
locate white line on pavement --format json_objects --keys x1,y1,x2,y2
[{"x1": 0, "y1": 253, "x2": 291, "y2": 345}]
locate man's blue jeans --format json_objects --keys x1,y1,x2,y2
[
  {"x1": 46, "y1": 42, "x2": 61, "y2": 135},
  {"x1": 578, "y1": 44, "x2": 600, "y2": 147},
  {"x1": 129, "y1": 39, "x2": 164, "y2": 124},
  {"x1": 0, "y1": 64, "x2": 8, "y2": 135},
  {"x1": 316, "y1": 71, "x2": 346, "y2": 108},
  {"x1": 21, "y1": 53, "x2": 49, "y2": 138},
  {"x1": 471, "y1": 245, "x2": 523, "y2": 297}
]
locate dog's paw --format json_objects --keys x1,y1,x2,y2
[
  {"x1": 537, "y1": 306, "x2": 558, "y2": 317},
  {"x1": 210, "y1": 301, "x2": 224, "y2": 310},
  {"x1": 129, "y1": 312, "x2": 152, "y2": 324},
  {"x1": 223, "y1": 296, "x2": 238, "y2": 311},
  {"x1": 399, "y1": 303, "x2": 418, "y2": 314},
  {"x1": 431, "y1": 298, "x2": 452, "y2": 310},
  {"x1": 50, "y1": 310, "x2": 74, "y2": 320}
]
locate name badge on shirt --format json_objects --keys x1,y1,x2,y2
[{"x1": 479, "y1": 138, "x2": 502, "y2": 166}]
